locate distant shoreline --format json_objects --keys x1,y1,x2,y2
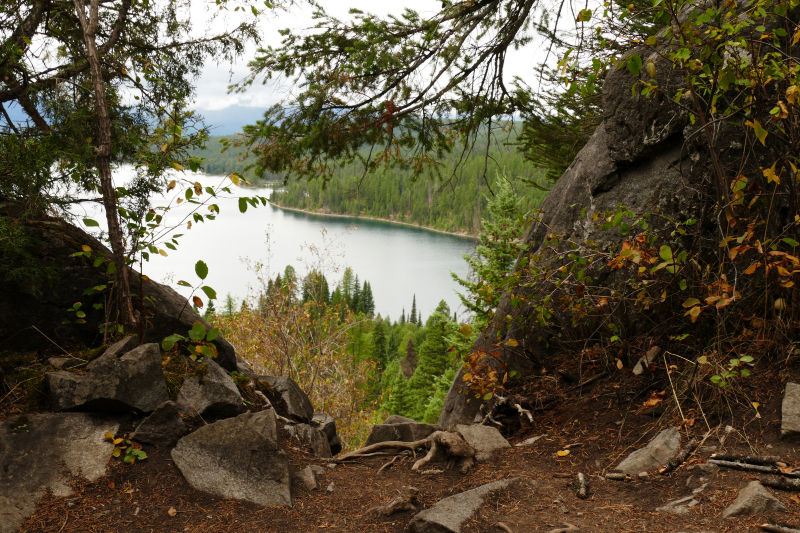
[{"x1": 267, "y1": 201, "x2": 479, "y2": 240}]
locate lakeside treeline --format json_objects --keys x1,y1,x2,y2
[{"x1": 191, "y1": 133, "x2": 550, "y2": 235}]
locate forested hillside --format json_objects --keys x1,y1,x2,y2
[{"x1": 192, "y1": 134, "x2": 550, "y2": 235}]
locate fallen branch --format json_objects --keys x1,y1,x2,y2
[
  {"x1": 711, "y1": 460, "x2": 800, "y2": 478},
  {"x1": 575, "y1": 472, "x2": 589, "y2": 499},
  {"x1": 547, "y1": 523, "x2": 580, "y2": 533},
  {"x1": 377, "y1": 455, "x2": 399, "y2": 475},
  {"x1": 712, "y1": 453, "x2": 782, "y2": 466},
  {"x1": 759, "y1": 524, "x2": 800, "y2": 533},
  {"x1": 337, "y1": 439, "x2": 428, "y2": 461},
  {"x1": 604, "y1": 473, "x2": 628, "y2": 481},
  {"x1": 659, "y1": 438, "x2": 698, "y2": 474},
  {"x1": 761, "y1": 477, "x2": 800, "y2": 491},
  {"x1": 366, "y1": 486, "x2": 418, "y2": 516}
]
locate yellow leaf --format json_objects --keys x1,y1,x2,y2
[
  {"x1": 161, "y1": 144, "x2": 168, "y2": 152},
  {"x1": 166, "y1": 180, "x2": 177, "y2": 192},
  {"x1": 616, "y1": 358, "x2": 623, "y2": 370},
  {"x1": 746, "y1": 119, "x2": 768, "y2": 145},
  {"x1": 763, "y1": 161, "x2": 780, "y2": 184},
  {"x1": 752, "y1": 402, "x2": 760, "y2": 409},
  {"x1": 159, "y1": 249, "x2": 168, "y2": 257},
  {"x1": 194, "y1": 182, "x2": 202, "y2": 195},
  {"x1": 793, "y1": 30, "x2": 800, "y2": 46},
  {"x1": 743, "y1": 262, "x2": 759, "y2": 275},
  {"x1": 557, "y1": 450, "x2": 570, "y2": 457},
  {"x1": 168, "y1": 507, "x2": 177, "y2": 517},
  {"x1": 172, "y1": 162, "x2": 185, "y2": 172},
  {"x1": 113, "y1": 438, "x2": 123, "y2": 445},
  {"x1": 506, "y1": 338, "x2": 519, "y2": 347},
  {"x1": 105, "y1": 432, "x2": 114, "y2": 440}
]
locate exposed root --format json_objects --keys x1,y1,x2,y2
[
  {"x1": 412, "y1": 431, "x2": 476, "y2": 474},
  {"x1": 366, "y1": 486, "x2": 418, "y2": 516},
  {"x1": 377, "y1": 455, "x2": 399, "y2": 475}
]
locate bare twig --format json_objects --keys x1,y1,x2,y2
[
  {"x1": 377, "y1": 455, "x2": 399, "y2": 475},
  {"x1": 253, "y1": 390, "x2": 293, "y2": 424},
  {"x1": 659, "y1": 438, "x2": 698, "y2": 474},
  {"x1": 711, "y1": 460, "x2": 800, "y2": 477},
  {"x1": 711, "y1": 453, "x2": 783, "y2": 466}
]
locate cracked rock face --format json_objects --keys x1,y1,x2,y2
[
  {"x1": 46, "y1": 342, "x2": 168, "y2": 413},
  {"x1": 0, "y1": 413, "x2": 119, "y2": 533},
  {"x1": 171, "y1": 410, "x2": 291, "y2": 507}
]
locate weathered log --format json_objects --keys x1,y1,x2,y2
[
  {"x1": 712, "y1": 453, "x2": 783, "y2": 466},
  {"x1": 761, "y1": 477, "x2": 800, "y2": 491},
  {"x1": 659, "y1": 437, "x2": 697, "y2": 474}
]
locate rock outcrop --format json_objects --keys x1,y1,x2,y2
[
  {"x1": 0, "y1": 206, "x2": 238, "y2": 371},
  {"x1": 171, "y1": 409, "x2": 291, "y2": 507},
  {"x1": 455, "y1": 424, "x2": 510, "y2": 462},
  {"x1": 262, "y1": 375, "x2": 314, "y2": 422},
  {"x1": 132, "y1": 400, "x2": 188, "y2": 446},
  {"x1": 175, "y1": 357, "x2": 244, "y2": 419},
  {"x1": 46, "y1": 342, "x2": 168, "y2": 413},
  {"x1": 365, "y1": 415, "x2": 441, "y2": 446},
  {"x1": 0, "y1": 413, "x2": 119, "y2": 533}
]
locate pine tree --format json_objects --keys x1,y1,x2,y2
[
  {"x1": 203, "y1": 298, "x2": 216, "y2": 320},
  {"x1": 371, "y1": 317, "x2": 389, "y2": 370},
  {"x1": 223, "y1": 293, "x2": 237, "y2": 317},
  {"x1": 451, "y1": 175, "x2": 527, "y2": 326},
  {"x1": 360, "y1": 281, "x2": 375, "y2": 316},
  {"x1": 406, "y1": 300, "x2": 454, "y2": 420},
  {"x1": 400, "y1": 308, "x2": 406, "y2": 325},
  {"x1": 409, "y1": 295, "x2": 417, "y2": 325},
  {"x1": 351, "y1": 275, "x2": 361, "y2": 312}
]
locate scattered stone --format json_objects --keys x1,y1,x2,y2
[
  {"x1": 365, "y1": 420, "x2": 441, "y2": 446},
  {"x1": 48, "y1": 357, "x2": 87, "y2": 370},
  {"x1": 171, "y1": 410, "x2": 291, "y2": 507},
  {"x1": 688, "y1": 463, "x2": 720, "y2": 476},
  {"x1": 309, "y1": 465, "x2": 327, "y2": 476},
  {"x1": 293, "y1": 424, "x2": 332, "y2": 459},
  {"x1": 722, "y1": 481, "x2": 786, "y2": 518},
  {"x1": 632, "y1": 346, "x2": 661, "y2": 375},
  {"x1": 559, "y1": 506, "x2": 569, "y2": 514},
  {"x1": 297, "y1": 466, "x2": 318, "y2": 490},
  {"x1": 515, "y1": 434, "x2": 547, "y2": 447},
  {"x1": 615, "y1": 428, "x2": 681, "y2": 475},
  {"x1": 327, "y1": 463, "x2": 337, "y2": 469},
  {"x1": 408, "y1": 478, "x2": 521, "y2": 533},
  {"x1": 326, "y1": 482, "x2": 335, "y2": 493},
  {"x1": 657, "y1": 495, "x2": 695, "y2": 515},
  {"x1": 175, "y1": 358, "x2": 244, "y2": 419},
  {"x1": 46, "y1": 343, "x2": 168, "y2": 413},
  {"x1": 132, "y1": 401, "x2": 188, "y2": 446},
  {"x1": 0, "y1": 413, "x2": 118, "y2": 533},
  {"x1": 262, "y1": 376, "x2": 314, "y2": 422},
  {"x1": 638, "y1": 472, "x2": 649, "y2": 479},
  {"x1": 781, "y1": 382, "x2": 800, "y2": 439},
  {"x1": 455, "y1": 424, "x2": 510, "y2": 462}
]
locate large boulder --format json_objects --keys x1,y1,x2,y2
[
  {"x1": 132, "y1": 400, "x2": 188, "y2": 446},
  {"x1": 175, "y1": 357, "x2": 244, "y2": 419},
  {"x1": 781, "y1": 382, "x2": 800, "y2": 439},
  {"x1": 409, "y1": 478, "x2": 522, "y2": 533},
  {"x1": 365, "y1": 418, "x2": 441, "y2": 446},
  {"x1": 46, "y1": 342, "x2": 168, "y2": 413},
  {"x1": 262, "y1": 375, "x2": 314, "y2": 422},
  {"x1": 0, "y1": 413, "x2": 118, "y2": 533},
  {"x1": 312, "y1": 412, "x2": 341, "y2": 455},
  {"x1": 0, "y1": 207, "x2": 237, "y2": 371},
  {"x1": 171, "y1": 409, "x2": 291, "y2": 507},
  {"x1": 722, "y1": 481, "x2": 786, "y2": 518},
  {"x1": 291, "y1": 423, "x2": 332, "y2": 459},
  {"x1": 455, "y1": 424, "x2": 510, "y2": 462}
]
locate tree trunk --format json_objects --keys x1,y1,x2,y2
[{"x1": 73, "y1": 0, "x2": 134, "y2": 327}]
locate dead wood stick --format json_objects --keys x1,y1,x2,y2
[
  {"x1": 566, "y1": 372, "x2": 608, "y2": 392},
  {"x1": 495, "y1": 522, "x2": 514, "y2": 533},
  {"x1": 761, "y1": 477, "x2": 800, "y2": 491},
  {"x1": 659, "y1": 438, "x2": 698, "y2": 474},
  {"x1": 709, "y1": 460, "x2": 781, "y2": 475},
  {"x1": 759, "y1": 524, "x2": 800, "y2": 533},
  {"x1": 547, "y1": 523, "x2": 580, "y2": 533},
  {"x1": 513, "y1": 403, "x2": 534, "y2": 423},
  {"x1": 604, "y1": 472, "x2": 628, "y2": 481},
  {"x1": 576, "y1": 472, "x2": 589, "y2": 499},
  {"x1": 711, "y1": 453, "x2": 783, "y2": 466}
]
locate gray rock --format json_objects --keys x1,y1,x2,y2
[
  {"x1": 722, "y1": 481, "x2": 786, "y2": 518},
  {"x1": 455, "y1": 424, "x2": 510, "y2": 462},
  {"x1": 88, "y1": 336, "x2": 140, "y2": 369},
  {"x1": 385, "y1": 414, "x2": 417, "y2": 424},
  {"x1": 294, "y1": 423, "x2": 332, "y2": 459},
  {"x1": 365, "y1": 421, "x2": 440, "y2": 446},
  {"x1": 46, "y1": 343, "x2": 168, "y2": 413},
  {"x1": 326, "y1": 482, "x2": 335, "y2": 493},
  {"x1": 235, "y1": 354, "x2": 258, "y2": 381},
  {"x1": 175, "y1": 358, "x2": 244, "y2": 419},
  {"x1": 781, "y1": 382, "x2": 800, "y2": 439},
  {"x1": 329, "y1": 434, "x2": 342, "y2": 456},
  {"x1": 48, "y1": 357, "x2": 87, "y2": 370},
  {"x1": 262, "y1": 376, "x2": 314, "y2": 422},
  {"x1": 171, "y1": 410, "x2": 291, "y2": 507},
  {"x1": 688, "y1": 463, "x2": 720, "y2": 476},
  {"x1": 309, "y1": 465, "x2": 327, "y2": 476},
  {"x1": 312, "y1": 412, "x2": 337, "y2": 441},
  {"x1": 132, "y1": 401, "x2": 187, "y2": 446},
  {"x1": 657, "y1": 495, "x2": 695, "y2": 515},
  {"x1": 297, "y1": 466, "x2": 318, "y2": 490},
  {"x1": 409, "y1": 478, "x2": 521, "y2": 533},
  {"x1": 615, "y1": 428, "x2": 681, "y2": 475},
  {"x1": 0, "y1": 413, "x2": 118, "y2": 533}
]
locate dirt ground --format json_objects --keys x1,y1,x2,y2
[{"x1": 8, "y1": 349, "x2": 800, "y2": 533}]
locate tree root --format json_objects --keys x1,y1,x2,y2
[
  {"x1": 339, "y1": 431, "x2": 477, "y2": 473},
  {"x1": 366, "y1": 486, "x2": 418, "y2": 516}
]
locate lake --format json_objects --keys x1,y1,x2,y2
[{"x1": 73, "y1": 172, "x2": 476, "y2": 320}]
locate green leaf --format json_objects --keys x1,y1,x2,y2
[
  {"x1": 682, "y1": 298, "x2": 701, "y2": 307},
  {"x1": 201, "y1": 285, "x2": 217, "y2": 300},
  {"x1": 782, "y1": 238, "x2": 799, "y2": 247},
  {"x1": 238, "y1": 198, "x2": 248, "y2": 213},
  {"x1": 626, "y1": 53, "x2": 642, "y2": 77},
  {"x1": 206, "y1": 327, "x2": 220, "y2": 342},
  {"x1": 177, "y1": 280, "x2": 191, "y2": 287},
  {"x1": 679, "y1": 279, "x2": 687, "y2": 290},
  {"x1": 83, "y1": 218, "x2": 100, "y2": 227},
  {"x1": 195, "y1": 260, "x2": 208, "y2": 280},
  {"x1": 659, "y1": 245, "x2": 673, "y2": 261},
  {"x1": 189, "y1": 322, "x2": 206, "y2": 341}
]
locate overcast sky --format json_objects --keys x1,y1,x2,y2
[{"x1": 191, "y1": 0, "x2": 552, "y2": 114}]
